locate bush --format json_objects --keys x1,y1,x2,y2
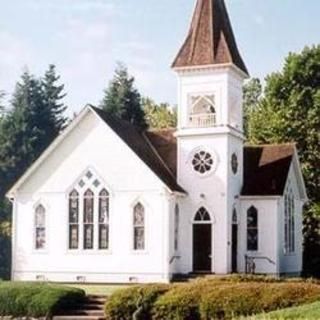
[
  {"x1": 105, "y1": 284, "x2": 169, "y2": 320},
  {"x1": 151, "y1": 282, "x2": 203, "y2": 320},
  {"x1": 105, "y1": 278, "x2": 320, "y2": 320},
  {"x1": 0, "y1": 282, "x2": 85, "y2": 318},
  {"x1": 200, "y1": 282, "x2": 320, "y2": 320}
]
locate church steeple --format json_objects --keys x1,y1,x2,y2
[{"x1": 172, "y1": 0, "x2": 248, "y2": 75}]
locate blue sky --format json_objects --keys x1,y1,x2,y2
[{"x1": 0, "y1": 0, "x2": 319, "y2": 113}]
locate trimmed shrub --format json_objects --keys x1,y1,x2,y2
[
  {"x1": 151, "y1": 280, "x2": 213, "y2": 320},
  {"x1": 200, "y1": 282, "x2": 320, "y2": 320},
  {"x1": 0, "y1": 282, "x2": 85, "y2": 318},
  {"x1": 105, "y1": 284, "x2": 169, "y2": 320},
  {"x1": 105, "y1": 278, "x2": 320, "y2": 320}
]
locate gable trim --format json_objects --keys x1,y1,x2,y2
[{"x1": 291, "y1": 148, "x2": 308, "y2": 202}]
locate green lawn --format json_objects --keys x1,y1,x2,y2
[
  {"x1": 245, "y1": 301, "x2": 320, "y2": 320},
  {"x1": 65, "y1": 283, "x2": 128, "y2": 296}
]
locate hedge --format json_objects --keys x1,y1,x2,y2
[
  {"x1": 105, "y1": 284, "x2": 169, "y2": 320},
  {"x1": 0, "y1": 282, "x2": 85, "y2": 318},
  {"x1": 105, "y1": 278, "x2": 320, "y2": 320}
]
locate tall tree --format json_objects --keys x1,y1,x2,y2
[
  {"x1": 142, "y1": 97, "x2": 177, "y2": 129},
  {"x1": 0, "y1": 67, "x2": 68, "y2": 279},
  {"x1": 247, "y1": 45, "x2": 320, "y2": 276},
  {"x1": 100, "y1": 63, "x2": 147, "y2": 130},
  {"x1": 243, "y1": 78, "x2": 262, "y2": 139},
  {"x1": 42, "y1": 64, "x2": 68, "y2": 137}
]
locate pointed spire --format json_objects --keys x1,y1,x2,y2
[{"x1": 172, "y1": 0, "x2": 248, "y2": 75}]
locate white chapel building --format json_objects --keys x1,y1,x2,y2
[{"x1": 8, "y1": 0, "x2": 307, "y2": 283}]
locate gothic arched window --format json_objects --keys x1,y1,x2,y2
[
  {"x1": 133, "y1": 203, "x2": 145, "y2": 250},
  {"x1": 83, "y1": 189, "x2": 94, "y2": 249},
  {"x1": 247, "y1": 206, "x2": 258, "y2": 251},
  {"x1": 35, "y1": 204, "x2": 46, "y2": 250},
  {"x1": 99, "y1": 189, "x2": 109, "y2": 249},
  {"x1": 194, "y1": 207, "x2": 211, "y2": 222},
  {"x1": 284, "y1": 187, "x2": 295, "y2": 254},
  {"x1": 174, "y1": 204, "x2": 180, "y2": 251},
  {"x1": 69, "y1": 189, "x2": 79, "y2": 249}
]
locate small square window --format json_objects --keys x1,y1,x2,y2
[
  {"x1": 93, "y1": 179, "x2": 101, "y2": 188},
  {"x1": 86, "y1": 171, "x2": 93, "y2": 179},
  {"x1": 79, "y1": 180, "x2": 85, "y2": 188}
]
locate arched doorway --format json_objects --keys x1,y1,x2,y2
[{"x1": 193, "y1": 207, "x2": 212, "y2": 272}]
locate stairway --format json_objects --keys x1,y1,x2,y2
[{"x1": 53, "y1": 295, "x2": 107, "y2": 320}]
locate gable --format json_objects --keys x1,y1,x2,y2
[
  {"x1": 242, "y1": 144, "x2": 300, "y2": 197},
  {"x1": 7, "y1": 106, "x2": 184, "y2": 197}
]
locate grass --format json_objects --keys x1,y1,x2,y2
[
  {"x1": 65, "y1": 283, "x2": 128, "y2": 296},
  {"x1": 244, "y1": 301, "x2": 320, "y2": 319}
]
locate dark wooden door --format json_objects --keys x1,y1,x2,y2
[
  {"x1": 232, "y1": 224, "x2": 238, "y2": 273},
  {"x1": 193, "y1": 224, "x2": 212, "y2": 272}
]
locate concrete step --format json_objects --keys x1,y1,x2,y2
[
  {"x1": 56, "y1": 309, "x2": 105, "y2": 316},
  {"x1": 53, "y1": 316, "x2": 105, "y2": 320}
]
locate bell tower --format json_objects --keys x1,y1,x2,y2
[{"x1": 173, "y1": 0, "x2": 249, "y2": 274}]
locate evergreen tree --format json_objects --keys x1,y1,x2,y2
[
  {"x1": 0, "y1": 67, "x2": 68, "y2": 279},
  {"x1": 247, "y1": 45, "x2": 320, "y2": 276},
  {"x1": 142, "y1": 97, "x2": 177, "y2": 129},
  {"x1": 42, "y1": 64, "x2": 68, "y2": 137},
  {"x1": 100, "y1": 63, "x2": 147, "y2": 130}
]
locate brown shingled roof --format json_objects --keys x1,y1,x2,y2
[
  {"x1": 91, "y1": 107, "x2": 185, "y2": 193},
  {"x1": 146, "y1": 131, "x2": 294, "y2": 197},
  {"x1": 92, "y1": 107, "x2": 293, "y2": 196},
  {"x1": 172, "y1": 0, "x2": 248, "y2": 75},
  {"x1": 242, "y1": 144, "x2": 295, "y2": 196}
]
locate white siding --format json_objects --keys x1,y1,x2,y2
[{"x1": 13, "y1": 111, "x2": 172, "y2": 283}]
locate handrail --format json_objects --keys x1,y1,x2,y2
[
  {"x1": 169, "y1": 255, "x2": 181, "y2": 264},
  {"x1": 245, "y1": 254, "x2": 276, "y2": 274}
]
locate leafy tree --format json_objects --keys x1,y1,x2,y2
[
  {"x1": 142, "y1": 97, "x2": 177, "y2": 129},
  {"x1": 243, "y1": 78, "x2": 262, "y2": 139},
  {"x1": 100, "y1": 63, "x2": 147, "y2": 130},
  {"x1": 247, "y1": 45, "x2": 320, "y2": 276}
]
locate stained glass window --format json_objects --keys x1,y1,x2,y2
[
  {"x1": 99, "y1": 189, "x2": 109, "y2": 249},
  {"x1": 134, "y1": 203, "x2": 145, "y2": 250},
  {"x1": 284, "y1": 188, "x2": 295, "y2": 254},
  {"x1": 35, "y1": 205, "x2": 46, "y2": 250},
  {"x1": 174, "y1": 204, "x2": 179, "y2": 251},
  {"x1": 247, "y1": 206, "x2": 258, "y2": 251},
  {"x1": 83, "y1": 189, "x2": 94, "y2": 249},
  {"x1": 69, "y1": 190, "x2": 79, "y2": 249}
]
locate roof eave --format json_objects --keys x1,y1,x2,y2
[{"x1": 172, "y1": 62, "x2": 249, "y2": 78}]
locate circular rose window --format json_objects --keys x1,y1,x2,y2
[{"x1": 192, "y1": 151, "x2": 214, "y2": 174}]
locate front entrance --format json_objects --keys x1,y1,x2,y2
[{"x1": 193, "y1": 224, "x2": 212, "y2": 272}]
